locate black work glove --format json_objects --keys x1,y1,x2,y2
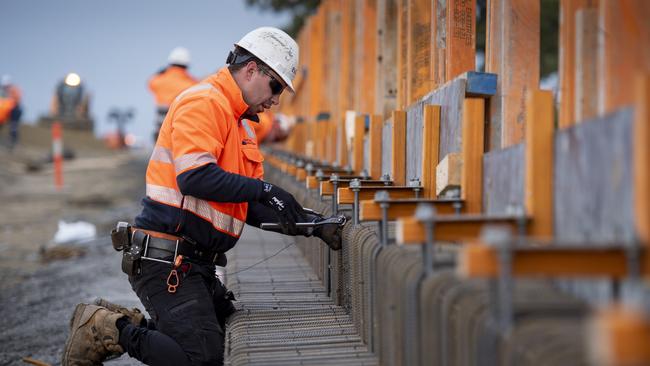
[
  {"x1": 298, "y1": 208, "x2": 343, "y2": 251},
  {"x1": 258, "y1": 182, "x2": 303, "y2": 235}
]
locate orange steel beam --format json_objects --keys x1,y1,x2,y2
[
  {"x1": 369, "y1": 115, "x2": 383, "y2": 179},
  {"x1": 360, "y1": 199, "x2": 459, "y2": 221},
  {"x1": 396, "y1": 215, "x2": 523, "y2": 244},
  {"x1": 459, "y1": 244, "x2": 648, "y2": 279},
  {"x1": 636, "y1": 75, "x2": 650, "y2": 247},
  {"x1": 337, "y1": 186, "x2": 419, "y2": 204}
]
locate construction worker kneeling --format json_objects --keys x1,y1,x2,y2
[{"x1": 61, "y1": 27, "x2": 343, "y2": 366}]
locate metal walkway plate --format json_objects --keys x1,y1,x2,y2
[{"x1": 224, "y1": 227, "x2": 378, "y2": 366}]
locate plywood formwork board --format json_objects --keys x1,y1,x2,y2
[
  {"x1": 574, "y1": 8, "x2": 599, "y2": 123},
  {"x1": 525, "y1": 90, "x2": 555, "y2": 238},
  {"x1": 408, "y1": 0, "x2": 433, "y2": 103},
  {"x1": 445, "y1": 0, "x2": 476, "y2": 81},
  {"x1": 360, "y1": 0, "x2": 377, "y2": 114},
  {"x1": 353, "y1": 115, "x2": 366, "y2": 174},
  {"x1": 339, "y1": 1, "x2": 356, "y2": 120},
  {"x1": 635, "y1": 75, "x2": 650, "y2": 247},
  {"x1": 433, "y1": 0, "x2": 447, "y2": 89},
  {"x1": 558, "y1": 0, "x2": 597, "y2": 129},
  {"x1": 338, "y1": 114, "x2": 349, "y2": 167},
  {"x1": 392, "y1": 110, "x2": 407, "y2": 185},
  {"x1": 485, "y1": 0, "x2": 540, "y2": 149},
  {"x1": 382, "y1": 116, "x2": 393, "y2": 177},
  {"x1": 598, "y1": 0, "x2": 650, "y2": 115},
  {"x1": 309, "y1": 8, "x2": 326, "y2": 118},
  {"x1": 460, "y1": 98, "x2": 485, "y2": 214},
  {"x1": 422, "y1": 105, "x2": 441, "y2": 198},
  {"x1": 326, "y1": 0, "x2": 342, "y2": 132},
  {"x1": 554, "y1": 108, "x2": 635, "y2": 243},
  {"x1": 376, "y1": 0, "x2": 399, "y2": 118},
  {"x1": 369, "y1": 115, "x2": 384, "y2": 179},
  {"x1": 482, "y1": 144, "x2": 525, "y2": 215},
  {"x1": 396, "y1": 0, "x2": 409, "y2": 110}
]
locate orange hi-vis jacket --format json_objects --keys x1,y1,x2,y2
[
  {"x1": 135, "y1": 67, "x2": 267, "y2": 256},
  {"x1": 148, "y1": 66, "x2": 197, "y2": 107}
]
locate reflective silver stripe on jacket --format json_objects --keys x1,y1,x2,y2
[
  {"x1": 146, "y1": 184, "x2": 183, "y2": 206},
  {"x1": 241, "y1": 119, "x2": 256, "y2": 140},
  {"x1": 146, "y1": 184, "x2": 244, "y2": 236},
  {"x1": 173, "y1": 152, "x2": 217, "y2": 174},
  {"x1": 183, "y1": 196, "x2": 245, "y2": 236},
  {"x1": 150, "y1": 146, "x2": 173, "y2": 164},
  {"x1": 174, "y1": 83, "x2": 216, "y2": 103}
]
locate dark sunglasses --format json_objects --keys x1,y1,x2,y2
[{"x1": 260, "y1": 68, "x2": 285, "y2": 95}]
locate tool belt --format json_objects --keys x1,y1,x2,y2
[{"x1": 111, "y1": 222, "x2": 224, "y2": 276}]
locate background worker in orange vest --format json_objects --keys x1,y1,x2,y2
[
  {"x1": 0, "y1": 75, "x2": 23, "y2": 150},
  {"x1": 62, "y1": 27, "x2": 342, "y2": 366},
  {"x1": 148, "y1": 47, "x2": 198, "y2": 143}
]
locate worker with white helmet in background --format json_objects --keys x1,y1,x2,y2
[
  {"x1": 148, "y1": 46, "x2": 197, "y2": 142},
  {"x1": 62, "y1": 27, "x2": 343, "y2": 366}
]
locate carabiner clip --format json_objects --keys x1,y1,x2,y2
[{"x1": 166, "y1": 255, "x2": 184, "y2": 293}]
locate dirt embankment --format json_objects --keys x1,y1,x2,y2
[{"x1": 0, "y1": 124, "x2": 147, "y2": 289}]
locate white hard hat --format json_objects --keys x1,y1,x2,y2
[
  {"x1": 0, "y1": 74, "x2": 11, "y2": 86},
  {"x1": 168, "y1": 47, "x2": 191, "y2": 66},
  {"x1": 235, "y1": 27, "x2": 299, "y2": 93}
]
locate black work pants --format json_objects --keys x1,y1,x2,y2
[{"x1": 119, "y1": 259, "x2": 235, "y2": 366}]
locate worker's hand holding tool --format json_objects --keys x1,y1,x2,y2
[
  {"x1": 258, "y1": 182, "x2": 303, "y2": 235},
  {"x1": 261, "y1": 207, "x2": 346, "y2": 251}
]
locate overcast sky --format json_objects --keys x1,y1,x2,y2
[{"x1": 1, "y1": 0, "x2": 291, "y2": 145}]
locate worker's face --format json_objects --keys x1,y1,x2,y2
[{"x1": 242, "y1": 62, "x2": 285, "y2": 114}]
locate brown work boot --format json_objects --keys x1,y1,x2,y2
[
  {"x1": 61, "y1": 304, "x2": 124, "y2": 366},
  {"x1": 93, "y1": 298, "x2": 145, "y2": 327}
]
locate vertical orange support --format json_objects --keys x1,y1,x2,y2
[
  {"x1": 396, "y1": 0, "x2": 409, "y2": 110},
  {"x1": 359, "y1": 0, "x2": 377, "y2": 114},
  {"x1": 445, "y1": 0, "x2": 476, "y2": 81},
  {"x1": 598, "y1": 0, "x2": 650, "y2": 115},
  {"x1": 52, "y1": 121, "x2": 63, "y2": 190},
  {"x1": 376, "y1": 0, "x2": 398, "y2": 118},
  {"x1": 408, "y1": 0, "x2": 433, "y2": 102},
  {"x1": 485, "y1": 0, "x2": 540, "y2": 149},
  {"x1": 338, "y1": 1, "x2": 355, "y2": 118},
  {"x1": 558, "y1": 0, "x2": 595, "y2": 128},
  {"x1": 421, "y1": 105, "x2": 441, "y2": 199},
  {"x1": 635, "y1": 75, "x2": 650, "y2": 247},
  {"x1": 525, "y1": 90, "x2": 555, "y2": 238},
  {"x1": 310, "y1": 9, "x2": 325, "y2": 120},
  {"x1": 391, "y1": 110, "x2": 407, "y2": 185},
  {"x1": 353, "y1": 115, "x2": 366, "y2": 174},
  {"x1": 369, "y1": 115, "x2": 383, "y2": 179},
  {"x1": 574, "y1": 7, "x2": 599, "y2": 122},
  {"x1": 461, "y1": 98, "x2": 485, "y2": 214}
]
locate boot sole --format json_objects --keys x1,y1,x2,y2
[{"x1": 61, "y1": 303, "x2": 89, "y2": 366}]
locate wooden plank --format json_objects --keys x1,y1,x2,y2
[
  {"x1": 309, "y1": 8, "x2": 326, "y2": 119},
  {"x1": 598, "y1": 0, "x2": 650, "y2": 115},
  {"x1": 338, "y1": 0, "x2": 356, "y2": 124},
  {"x1": 436, "y1": 153, "x2": 462, "y2": 197},
  {"x1": 296, "y1": 168, "x2": 307, "y2": 182},
  {"x1": 396, "y1": 215, "x2": 521, "y2": 244},
  {"x1": 525, "y1": 90, "x2": 554, "y2": 238},
  {"x1": 409, "y1": 0, "x2": 433, "y2": 102},
  {"x1": 369, "y1": 114, "x2": 383, "y2": 179},
  {"x1": 306, "y1": 175, "x2": 319, "y2": 190},
  {"x1": 458, "y1": 244, "x2": 647, "y2": 279},
  {"x1": 460, "y1": 98, "x2": 485, "y2": 213},
  {"x1": 396, "y1": 0, "x2": 409, "y2": 110},
  {"x1": 558, "y1": 0, "x2": 594, "y2": 128},
  {"x1": 636, "y1": 75, "x2": 650, "y2": 246},
  {"x1": 361, "y1": 0, "x2": 377, "y2": 114},
  {"x1": 421, "y1": 105, "x2": 441, "y2": 198},
  {"x1": 360, "y1": 199, "x2": 458, "y2": 220},
  {"x1": 463, "y1": 71, "x2": 498, "y2": 96},
  {"x1": 392, "y1": 110, "x2": 407, "y2": 185},
  {"x1": 485, "y1": 0, "x2": 540, "y2": 148},
  {"x1": 376, "y1": 0, "x2": 398, "y2": 118},
  {"x1": 574, "y1": 8, "x2": 599, "y2": 122},
  {"x1": 353, "y1": 115, "x2": 366, "y2": 174},
  {"x1": 445, "y1": 0, "x2": 476, "y2": 81},
  {"x1": 483, "y1": 144, "x2": 525, "y2": 215},
  {"x1": 337, "y1": 186, "x2": 419, "y2": 204},
  {"x1": 589, "y1": 306, "x2": 650, "y2": 366}
]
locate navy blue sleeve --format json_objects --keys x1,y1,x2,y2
[{"x1": 176, "y1": 163, "x2": 264, "y2": 203}]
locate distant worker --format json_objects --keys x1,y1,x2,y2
[
  {"x1": 51, "y1": 73, "x2": 89, "y2": 120},
  {"x1": 0, "y1": 75, "x2": 23, "y2": 150},
  {"x1": 62, "y1": 27, "x2": 343, "y2": 366},
  {"x1": 148, "y1": 47, "x2": 197, "y2": 142}
]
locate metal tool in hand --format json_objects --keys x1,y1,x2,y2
[{"x1": 260, "y1": 215, "x2": 347, "y2": 230}]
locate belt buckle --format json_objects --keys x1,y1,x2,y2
[{"x1": 140, "y1": 233, "x2": 179, "y2": 266}]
